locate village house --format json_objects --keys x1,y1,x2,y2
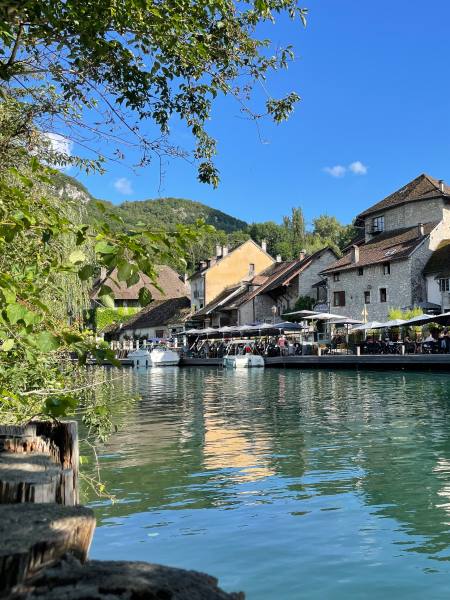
[
  {"x1": 321, "y1": 174, "x2": 450, "y2": 321},
  {"x1": 91, "y1": 265, "x2": 190, "y2": 308},
  {"x1": 189, "y1": 239, "x2": 275, "y2": 312},
  {"x1": 191, "y1": 247, "x2": 338, "y2": 328},
  {"x1": 106, "y1": 296, "x2": 191, "y2": 341}
]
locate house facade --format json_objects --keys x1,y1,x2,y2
[
  {"x1": 107, "y1": 297, "x2": 191, "y2": 341},
  {"x1": 321, "y1": 174, "x2": 450, "y2": 321},
  {"x1": 191, "y1": 247, "x2": 338, "y2": 327},
  {"x1": 189, "y1": 240, "x2": 274, "y2": 312}
]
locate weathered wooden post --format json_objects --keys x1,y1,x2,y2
[{"x1": 0, "y1": 420, "x2": 244, "y2": 599}]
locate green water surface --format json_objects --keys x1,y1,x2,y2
[{"x1": 84, "y1": 367, "x2": 450, "y2": 599}]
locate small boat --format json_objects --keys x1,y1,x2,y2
[
  {"x1": 149, "y1": 345, "x2": 180, "y2": 366},
  {"x1": 128, "y1": 344, "x2": 180, "y2": 367},
  {"x1": 223, "y1": 340, "x2": 265, "y2": 369}
]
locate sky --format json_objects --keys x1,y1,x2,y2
[{"x1": 70, "y1": 0, "x2": 450, "y2": 228}]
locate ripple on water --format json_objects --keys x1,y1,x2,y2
[{"x1": 81, "y1": 368, "x2": 450, "y2": 600}]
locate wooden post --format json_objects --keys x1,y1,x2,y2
[{"x1": 0, "y1": 421, "x2": 79, "y2": 505}]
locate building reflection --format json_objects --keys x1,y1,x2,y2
[{"x1": 82, "y1": 367, "x2": 450, "y2": 562}]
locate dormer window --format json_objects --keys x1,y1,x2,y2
[{"x1": 371, "y1": 215, "x2": 385, "y2": 234}]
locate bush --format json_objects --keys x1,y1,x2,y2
[{"x1": 96, "y1": 307, "x2": 140, "y2": 332}]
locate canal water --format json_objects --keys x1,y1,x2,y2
[{"x1": 83, "y1": 367, "x2": 450, "y2": 599}]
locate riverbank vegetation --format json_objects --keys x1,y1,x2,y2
[{"x1": 0, "y1": 0, "x2": 308, "y2": 426}]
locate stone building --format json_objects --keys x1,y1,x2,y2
[
  {"x1": 321, "y1": 174, "x2": 450, "y2": 321},
  {"x1": 191, "y1": 247, "x2": 337, "y2": 327},
  {"x1": 189, "y1": 239, "x2": 274, "y2": 312}
]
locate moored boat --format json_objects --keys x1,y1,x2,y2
[
  {"x1": 223, "y1": 341, "x2": 265, "y2": 368},
  {"x1": 150, "y1": 346, "x2": 180, "y2": 366}
]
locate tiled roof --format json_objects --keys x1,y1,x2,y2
[
  {"x1": 423, "y1": 240, "x2": 450, "y2": 276},
  {"x1": 190, "y1": 285, "x2": 244, "y2": 318},
  {"x1": 234, "y1": 247, "x2": 338, "y2": 307},
  {"x1": 356, "y1": 174, "x2": 450, "y2": 221},
  {"x1": 91, "y1": 265, "x2": 188, "y2": 301},
  {"x1": 116, "y1": 297, "x2": 190, "y2": 331},
  {"x1": 321, "y1": 222, "x2": 438, "y2": 274}
]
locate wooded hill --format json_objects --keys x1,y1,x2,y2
[{"x1": 55, "y1": 173, "x2": 356, "y2": 273}]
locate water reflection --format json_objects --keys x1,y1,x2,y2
[{"x1": 82, "y1": 368, "x2": 450, "y2": 599}]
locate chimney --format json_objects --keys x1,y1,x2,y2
[
  {"x1": 351, "y1": 244, "x2": 359, "y2": 263},
  {"x1": 99, "y1": 266, "x2": 107, "y2": 281},
  {"x1": 261, "y1": 239, "x2": 267, "y2": 252},
  {"x1": 276, "y1": 254, "x2": 282, "y2": 263},
  {"x1": 222, "y1": 245, "x2": 229, "y2": 257},
  {"x1": 216, "y1": 244, "x2": 222, "y2": 258},
  {"x1": 439, "y1": 179, "x2": 445, "y2": 193},
  {"x1": 299, "y1": 249, "x2": 306, "y2": 261},
  {"x1": 418, "y1": 222, "x2": 424, "y2": 236}
]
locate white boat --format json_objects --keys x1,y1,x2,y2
[
  {"x1": 128, "y1": 345, "x2": 180, "y2": 367},
  {"x1": 149, "y1": 346, "x2": 180, "y2": 366},
  {"x1": 223, "y1": 341, "x2": 265, "y2": 369}
]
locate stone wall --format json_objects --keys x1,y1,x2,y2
[
  {"x1": 326, "y1": 259, "x2": 413, "y2": 321},
  {"x1": 298, "y1": 250, "x2": 336, "y2": 300},
  {"x1": 364, "y1": 198, "x2": 446, "y2": 240}
]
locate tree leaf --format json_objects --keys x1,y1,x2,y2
[
  {"x1": 6, "y1": 303, "x2": 28, "y2": 325},
  {"x1": 78, "y1": 264, "x2": 95, "y2": 281},
  {"x1": 35, "y1": 331, "x2": 60, "y2": 352},
  {"x1": 95, "y1": 241, "x2": 115, "y2": 254},
  {"x1": 117, "y1": 260, "x2": 132, "y2": 282},
  {"x1": 138, "y1": 286, "x2": 152, "y2": 306},
  {"x1": 1, "y1": 339, "x2": 14, "y2": 352},
  {"x1": 69, "y1": 249, "x2": 86, "y2": 264},
  {"x1": 99, "y1": 294, "x2": 115, "y2": 309}
]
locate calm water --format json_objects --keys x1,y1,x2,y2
[{"x1": 82, "y1": 367, "x2": 450, "y2": 599}]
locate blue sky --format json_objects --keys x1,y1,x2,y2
[{"x1": 73, "y1": 0, "x2": 450, "y2": 228}]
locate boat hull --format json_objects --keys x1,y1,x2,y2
[
  {"x1": 150, "y1": 349, "x2": 180, "y2": 366},
  {"x1": 223, "y1": 355, "x2": 265, "y2": 369}
]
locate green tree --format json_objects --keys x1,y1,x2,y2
[{"x1": 0, "y1": 0, "x2": 307, "y2": 184}]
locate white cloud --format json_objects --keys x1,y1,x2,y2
[
  {"x1": 349, "y1": 160, "x2": 368, "y2": 175},
  {"x1": 323, "y1": 165, "x2": 346, "y2": 178},
  {"x1": 43, "y1": 132, "x2": 73, "y2": 157},
  {"x1": 114, "y1": 177, "x2": 133, "y2": 195}
]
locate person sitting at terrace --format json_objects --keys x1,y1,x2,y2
[{"x1": 439, "y1": 329, "x2": 450, "y2": 353}]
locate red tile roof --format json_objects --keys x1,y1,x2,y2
[
  {"x1": 91, "y1": 265, "x2": 188, "y2": 301},
  {"x1": 321, "y1": 222, "x2": 438, "y2": 274}
]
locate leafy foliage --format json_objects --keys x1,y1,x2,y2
[
  {"x1": 95, "y1": 307, "x2": 141, "y2": 332},
  {"x1": 0, "y1": 98, "x2": 210, "y2": 425},
  {"x1": 0, "y1": 0, "x2": 307, "y2": 184}
]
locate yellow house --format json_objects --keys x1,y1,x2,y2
[{"x1": 190, "y1": 240, "x2": 274, "y2": 314}]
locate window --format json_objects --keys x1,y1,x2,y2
[
  {"x1": 371, "y1": 215, "x2": 385, "y2": 233},
  {"x1": 383, "y1": 262, "x2": 391, "y2": 275},
  {"x1": 155, "y1": 329, "x2": 165, "y2": 338},
  {"x1": 333, "y1": 273, "x2": 340, "y2": 282},
  {"x1": 333, "y1": 291, "x2": 346, "y2": 307},
  {"x1": 380, "y1": 288, "x2": 387, "y2": 303},
  {"x1": 358, "y1": 267, "x2": 364, "y2": 276},
  {"x1": 364, "y1": 291, "x2": 371, "y2": 304},
  {"x1": 249, "y1": 263, "x2": 255, "y2": 277},
  {"x1": 439, "y1": 278, "x2": 450, "y2": 292}
]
